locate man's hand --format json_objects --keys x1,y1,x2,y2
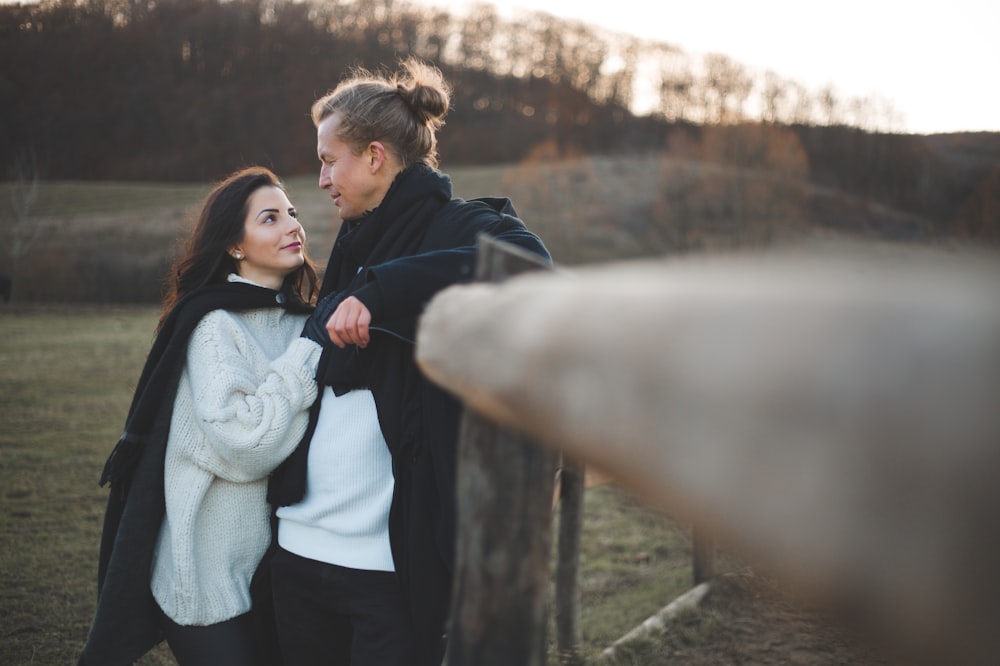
[
  {"x1": 301, "y1": 291, "x2": 341, "y2": 346},
  {"x1": 326, "y1": 296, "x2": 372, "y2": 349}
]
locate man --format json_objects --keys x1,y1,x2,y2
[{"x1": 267, "y1": 58, "x2": 550, "y2": 665}]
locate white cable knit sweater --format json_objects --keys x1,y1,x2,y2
[{"x1": 150, "y1": 280, "x2": 321, "y2": 626}]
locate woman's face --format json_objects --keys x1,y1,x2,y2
[
  {"x1": 230, "y1": 185, "x2": 305, "y2": 289},
  {"x1": 316, "y1": 113, "x2": 394, "y2": 221}
]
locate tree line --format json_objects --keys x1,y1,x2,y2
[
  {"x1": 0, "y1": 0, "x2": 997, "y2": 244},
  {"x1": 0, "y1": 0, "x2": 915, "y2": 178},
  {"x1": 0, "y1": 0, "x2": 650, "y2": 181}
]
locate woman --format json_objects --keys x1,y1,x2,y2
[
  {"x1": 79, "y1": 167, "x2": 326, "y2": 666},
  {"x1": 268, "y1": 58, "x2": 550, "y2": 665}
]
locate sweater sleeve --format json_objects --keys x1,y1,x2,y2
[{"x1": 183, "y1": 312, "x2": 322, "y2": 482}]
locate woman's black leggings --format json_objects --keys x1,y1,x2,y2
[{"x1": 161, "y1": 610, "x2": 266, "y2": 666}]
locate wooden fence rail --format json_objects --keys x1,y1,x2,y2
[{"x1": 417, "y1": 236, "x2": 1000, "y2": 665}]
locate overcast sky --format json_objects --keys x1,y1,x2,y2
[{"x1": 427, "y1": 0, "x2": 999, "y2": 134}]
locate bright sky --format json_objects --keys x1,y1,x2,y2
[
  {"x1": 427, "y1": 0, "x2": 1000, "y2": 135},
  {"x1": 4, "y1": 0, "x2": 995, "y2": 133}
]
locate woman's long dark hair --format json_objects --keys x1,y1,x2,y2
[{"x1": 158, "y1": 167, "x2": 319, "y2": 331}]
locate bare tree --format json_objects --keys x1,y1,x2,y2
[
  {"x1": 759, "y1": 70, "x2": 789, "y2": 125},
  {"x1": 599, "y1": 35, "x2": 640, "y2": 109},
  {"x1": 701, "y1": 53, "x2": 753, "y2": 124},
  {"x1": 2, "y1": 150, "x2": 41, "y2": 301},
  {"x1": 456, "y1": 3, "x2": 500, "y2": 71},
  {"x1": 817, "y1": 83, "x2": 842, "y2": 126},
  {"x1": 650, "y1": 44, "x2": 694, "y2": 122}
]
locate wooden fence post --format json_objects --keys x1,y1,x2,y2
[
  {"x1": 555, "y1": 455, "x2": 584, "y2": 665},
  {"x1": 444, "y1": 235, "x2": 558, "y2": 666},
  {"x1": 692, "y1": 525, "x2": 715, "y2": 585}
]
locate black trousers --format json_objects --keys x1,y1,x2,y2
[
  {"x1": 270, "y1": 546, "x2": 414, "y2": 666},
  {"x1": 162, "y1": 610, "x2": 267, "y2": 666}
]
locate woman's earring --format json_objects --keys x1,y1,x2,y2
[{"x1": 233, "y1": 252, "x2": 243, "y2": 260}]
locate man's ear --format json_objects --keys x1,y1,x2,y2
[{"x1": 368, "y1": 142, "x2": 387, "y2": 173}]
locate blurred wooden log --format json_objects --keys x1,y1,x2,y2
[
  {"x1": 417, "y1": 239, "x2": 1000, "y2": 664},
  {"x1": 600, "y1": 582, "x2": 711, "y2": 663}
]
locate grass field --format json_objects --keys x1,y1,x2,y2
[
  {"x1": 2, "y1": 158, "x2": 906, "y2": 664},
  {"x1": 0, "y1": 306, "x2": 705, "y2": 665},
  {"x1": 2, "y1": 154, "x2": 821, "y2": 303}
]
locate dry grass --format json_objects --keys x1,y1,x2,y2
[
  {"x1": 3, "y1": 153, "x2": 872, "y2": 303},
  {"x1": 0, "y1": 306, "x2": 713, "y2": 665},
  {"x1": 0, "y1": 156, "x2": 939, "y2": 663}
]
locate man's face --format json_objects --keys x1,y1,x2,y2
[{"x1": 316, "y1": 114, "x2": 386, "y2": 221}]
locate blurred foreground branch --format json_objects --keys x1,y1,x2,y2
[{"x1": 417, "y1": 239, "x2": 1000, "y2": 664}]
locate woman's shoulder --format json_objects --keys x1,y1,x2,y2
[
  {"x1": 187, "y1": 308, "x2": 301, "y2": 365},
  {"x1": 196, "y1": 306, "x2": 304, "y2": 336},
  {"x1": 186, "y1": 308, "x2": 246, "y2": 351},
  {"x1": 194, "y1": 307, "x2": 240, "y2": 331}
]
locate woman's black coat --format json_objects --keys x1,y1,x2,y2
[{"x1": 79, "y1": 283, "x2": 302, "y2": 666}]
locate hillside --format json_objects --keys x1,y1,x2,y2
[{"x1": 2, "y1": 152, "x2": 987, "y2": 303}]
